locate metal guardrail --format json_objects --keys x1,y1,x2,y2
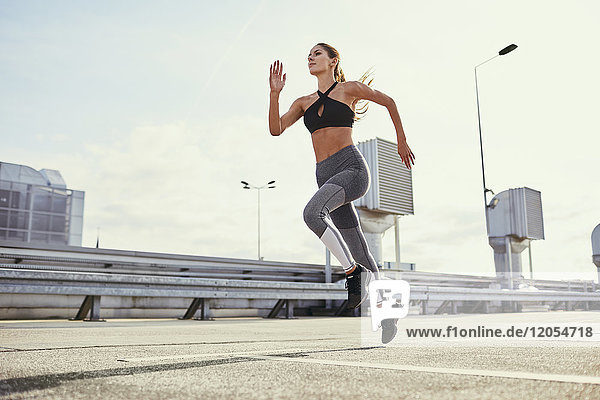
[
  {"x1": 0, "y1": 268, "x2": 348, "y2": 321},
  {"x1": 0, "y1": 242, "x2": 344, "y2": 283},
  {"x1": 382, "y1": 270, "x2": 598, "y2": 292},
  {"x1": 0, "y1": 268, "x2": 347, "y2": 300},
  {"x1": 421, "y1": 287, "x2": 600, "y2": 314},
  {"x1": 1, "y1": 241, "x2": 599, "y2": 320},
  {"x1": 518, "y1": 278, "x2": 597, "y2": 292},
  {"x1": 3, "y1": 267, "x2": 600, "y2": 321},
  {"x1": 425, "y1": 286, "x2": 600, "y2": 302},
  {"x1": 0, "y1": 262, "x2": 326, "y2": 283},
  {"x1": 6, "y1": 241, "x2": 596, "y2": 291}
]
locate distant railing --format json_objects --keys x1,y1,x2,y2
[
  {"x1": 1, "y1": 241, "x2": 599, "y2": 320},
  {"x1": 5, "y1": 241, "x2": 596, "y2": 291},
  {"x1": 0, "y1": 241, "x2": 342, "y2": 283},
  {"x1": 2, "y1": 267, "x2": 600, "y2": 321}
]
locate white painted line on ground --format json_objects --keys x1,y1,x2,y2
[{"x1": 247, "y1": 355, "x2": 600, "y2": 385}]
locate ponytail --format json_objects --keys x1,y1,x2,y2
[
  {"x1": 334, "y1": 63, "x2": 346, "y2": 83},
  {"x1": 354, "y1": 68, "x2": 374, "y2": 121}
]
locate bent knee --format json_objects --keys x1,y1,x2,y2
[
  {"x1": 303, "y1": 202, "x2": 327, "y2": 234},
  {"x1": 303, "y1": 201, "x2": 319, "y2": 226}
]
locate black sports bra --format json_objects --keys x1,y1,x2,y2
[{"x1": 303, "y1": 82, "x2": 355, "y2": 134}]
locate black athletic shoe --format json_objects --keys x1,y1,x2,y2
[
  {"x1": 381, "y1": 318, "x2": 399, "y2": 344},
  {"x1": 345, "y1": 263, "x2": 373, "y2": 309}
]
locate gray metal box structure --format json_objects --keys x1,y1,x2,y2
[
  {"x1": 0, "y1": 162, "x2": 84, "y2": 246},
  {"x1": 592, "y1": 224, "x2": 600, "y2": 259},
  {"x1": 487, "y1": 187, "x2": 544, "y2": 240},
  {"x1": 592, "y1": 224, "x2": 600, "y2": 281},
  {"x1": 354, "y1": 137, "x2": 414, "y2": 215}
]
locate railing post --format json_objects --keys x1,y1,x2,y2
[
  {"x1": 267, "y1": 299, "x2": 286, "y2": 318},
  {"x1": 88, "y1": 295, "x2": 103, "y2": 321},
  {"x1": 70, "y1": 295, "x2": 105, "y2": 322},
  {"x1": 180, "y1": 298, "x2": 202, "y2": 320},
  {"x1": 325, "y1": 250, "x2": 332, "y2": 309},
  {"x1": 200, "y1": 298, "x2": 211, "y2": 320},
  {"x1": 286, "y1": 300, "x2": 295, "y2": 319}
]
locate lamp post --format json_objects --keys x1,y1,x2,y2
[
  {"x1": 475, "y1": 44, "x2": 518, "y2": 223},
  {"x1": 241, "y1": 180, "x2": 276, "y2": 260}
]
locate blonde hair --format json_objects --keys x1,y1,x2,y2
[{"x1": 315, "y1": 42, "x2": 373, "y2": 121}]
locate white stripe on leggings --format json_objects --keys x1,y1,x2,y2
[{"x1": 320, "y1": 223, "x2": 355, "y2": 272}]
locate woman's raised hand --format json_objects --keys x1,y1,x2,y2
[
  {"x1": 398, "y1": 141, "x2": 415, "y2": 170},
  {"x1": 269, "y1": 60, "x2": 286, "y2": 93}
]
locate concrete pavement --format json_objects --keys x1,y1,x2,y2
[{"x1": 1, "y1": 312, "x2": 600, "y2": 399}]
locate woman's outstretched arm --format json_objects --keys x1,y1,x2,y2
[
  {"x1": 269, "y1": 60, "x2": 304, "y2": 136},
  {"x1": 345, "y1": 81, "x2": 415, "y2": 169}
]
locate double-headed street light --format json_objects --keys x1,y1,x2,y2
[
  {"x1": 241, "y1": 180, "x2": 276, "y2": 260},
  {"x1": 475, "y1": 43, "x2": 518, "y2": 225}
]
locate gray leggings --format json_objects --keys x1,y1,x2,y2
[{"x1": 303, "y1": 144, "x2": 379, "y2": 275}]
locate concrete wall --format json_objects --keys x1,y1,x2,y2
[{"x1": 0, "y1": 294, "x2": 336, "y2": 319}]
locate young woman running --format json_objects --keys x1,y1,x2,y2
[{"x1": 268, "y1": 43, "x2": 414, "y2": 340}]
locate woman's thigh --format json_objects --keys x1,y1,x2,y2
[{"x1": 320, "y1": 168, "x2": 370, "y2": 204}]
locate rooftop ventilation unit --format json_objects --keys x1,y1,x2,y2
[
  {"x1": 486, "y1": 187, "x2": 544, "y2": 287},
  {"x1": 592, "y1": 224, "x2": 600, "y2": 283},
  {"x1": 354, "y1": 137, "x2": 414, "y2": 215},
  {"x1": 352, "y1": 138, "x2": 414, "y2": 270}
]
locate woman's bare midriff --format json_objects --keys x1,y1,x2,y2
[{"x1": 311, "y1": 127, "x2": 354, "y2": 163}]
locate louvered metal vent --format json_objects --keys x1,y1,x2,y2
[
  {"x1": 488, "y1": 187, "x2": 544, "y2": 240},
  {"x1": 523, "y1": 187, "x2": 544, "y2": 240},
  {"x1": 354, "y1": 137, "x2": 414, "y2": 215}
]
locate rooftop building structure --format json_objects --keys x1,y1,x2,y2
[{"x1": 0, "y1": 162, "x2": 84, "y2": 246}]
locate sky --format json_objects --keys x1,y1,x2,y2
[{"x1": 1, "y1": 0, "x2": 599, "y2": 281}]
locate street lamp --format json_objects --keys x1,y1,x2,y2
[
  {"x1": 241, "y1": 180, "x2": 276, "y2": 260},
  {"x1": 475, "y1": 43, "x2": 518, "y2": 224}
]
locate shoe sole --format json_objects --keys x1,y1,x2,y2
[{"x1": 381, "y1": 318, "x2": 399, "y2": 344}]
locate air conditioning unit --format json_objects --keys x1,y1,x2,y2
[
  {"x1": 487, "y1": 187, "x2": 545, "y2": 288},
  {"x1": 349, "y1": 138, "x2": 414, "y2": 270},
  {"x1": 487, "y1": 187, "x2": 544, "y2": 240},
  {"x1": 354, "y1": 137, "x2": 414, "y2": 216},
  {"x1": 592, "y1": 223, "x2": 600, "y2": 283}
]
